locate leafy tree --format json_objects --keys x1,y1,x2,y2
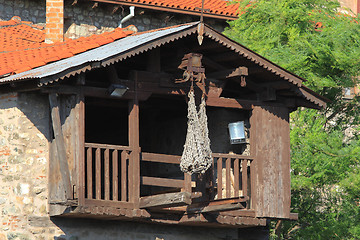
[{"x1": 224, "y1": 0, "x2": 360, "y2": 238}]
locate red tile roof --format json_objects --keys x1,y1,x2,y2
[
  {"x1": 0, "y1": 17, "x2": 136, "y2": 77},
  {"x1": 93, "y1": 0, "x2": 239, "y2": 20}
]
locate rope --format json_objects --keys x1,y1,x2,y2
[{"x1": 180, "y1": 90, "x2": 212, "y2": 174}]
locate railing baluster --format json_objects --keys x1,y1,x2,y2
[
  {"x1": 87, "y1": 147, "x2": 93, "y2": 199},
  {"x1": 234, "y1": 158, "x2": 239, "y2": 198},
  {"x1": 121, "y1": 150, "x2": 128, "y2": 202},
  {"x1": 184, "y1": 173, "x2": 192, "y2": 193},
  {"x1": 242, "y1": 159, "x2": 248, "y2": 197},
  {"x1": 95, "y1": 148, "x2": 101, "y2": 200},
  {"x1": 217, "y1": 157, "x2": 222, "y2": 199},
  {"x1": 226, "y1": 157, "x2": 231, "y2": 198},
  {"x1": 112, "y1": 150, "x2": 118, "y2": 201},
  {"x1": 104, "y1": 149, "x2": 110, "y2": 200}
]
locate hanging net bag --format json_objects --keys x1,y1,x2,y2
[{"x1": 180, "y1": 89, "x2": 212, "y2": 174}]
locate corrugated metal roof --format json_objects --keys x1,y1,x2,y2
[{"x1": 0, "y1": 22, "x2": 198, "y2": 84}]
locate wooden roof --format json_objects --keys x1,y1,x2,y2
[{"x1": 0, "y1": 21, "x2": 327, "y2": 109}]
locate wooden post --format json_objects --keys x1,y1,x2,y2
[
  {"x1": 129, "y1": 71, "x2": 140, "y2": 207},
  {"x1": 78, "y1": 91, "x2": 85, "y2": 205},
  {"x1": 49, "y1": 93, "x2": 73, "y2": 200}
]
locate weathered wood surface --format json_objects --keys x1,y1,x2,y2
[
  {"x1": 129, "y1": 71, "x2": 140, "y2": 207},
  {"x1": 139, "y1": 192, "x2": 192, "y2": 208},
  {"x1": 49, "y1": 93, "x2": 73, "y2": 200},
  {"x1": 251, "y1": 105, "x2": 291, "y2": 218}
]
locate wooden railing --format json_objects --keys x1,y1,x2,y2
[
  {"x1": 82, "y1": 142, "x2": 253, "y2": 209},
  {"x1": 84, "y1": 143, "x2": 133, "y2": 208},
  {"x1": 211, "y1": 153, "x2": 253, "y2": 201}
]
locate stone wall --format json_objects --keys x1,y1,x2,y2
[
  {"x1": 0, "y1": 93, "x2": 52, "y2": 239},
  {"x1": 0, "y1": 0, "x2": 228, "y2": 39}
]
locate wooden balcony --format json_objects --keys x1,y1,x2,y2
[{"x1": 76, "y1": 142, "x2": 258, "y2": 226}]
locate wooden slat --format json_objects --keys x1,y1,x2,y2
[
  {"x1": 139, "y1": 192, "x2": 191, "y2": 209},
  {"x1": 104, "y1": 149, "x2": 110, "y2": 200},
  {"x1": 234, "y1": 158, "x2": 239, "y2": 198},
  {"x1": 95, "y1": 148, "x2": 101, "y2": 200},
  {"x1": 217, "y1": 157, "x2": 222, "y2": 199},
  {"x1": 87, "y1": 147, "x2": 93, "y2": 199},
  {"x1": 242, "y1": 159, "x2": 248, "y2": 197},
  {"x1": 212, "y1": 153, "x2": 253, "y2": 160},
  {"x1": 84, "y1": 199, "x2": 134, "y2": 209},
  {"x1": 156, "y1": 197, "x2": 246, "y2": 213},
  {"x1": 85, "y1": 142, "x2": 131, "y2": 151},
  {"x1": 121, "y1": 150, "x2": 127, "y2": 202},
  {"x1": 226, "y1": 158, "x2": 231, "y2": 198},
  {"x1": 141, "y1": 152, "x2": 181, "y2": 164},
  {"x1": 49, "y1": 93, "x2": 73, "y2": 200},
  {"x1": 112, "y1": 150, "x2": 118, "y2": 201},
  {"x1": 142, "y1": 176, "x2": 195, "y2": 188},
  {"x1": 184, "y1": 173, "x2": 192, "y2": 193},
  {"x1": 78, "y1": 92, "x2": 85, "y2": 205}
]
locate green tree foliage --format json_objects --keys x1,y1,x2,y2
[{"x1": 223, "y1": 0, "x2": 360, "y2": 238}]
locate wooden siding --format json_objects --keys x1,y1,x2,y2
[
  {"x1": 250, "y1": 105, "x2": 291, "y2": 219},
  {"x1": 49, "y1": 93, "x2": 82, "y2": 202}
]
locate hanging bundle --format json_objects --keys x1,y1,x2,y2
[{"x1": 180, "y1": 89, "x2": 212, "y2": 174}]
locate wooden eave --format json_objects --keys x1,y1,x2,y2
[{"x1": 1, "y1": 22, "x2": 327, "y2": 109}]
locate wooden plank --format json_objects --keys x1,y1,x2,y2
[
  {"x1": 248, "y1": 106, "x2": 257, "y2": 210},
  {"x1": 84, "y1": 199, "x2": 134, "y2": 209},
  {"x1": 112, "y1": 150, "x2": 118, "y2": 201},
  {"x1": 95, "y1": 148, "x2": 101, "y2": 200},
  {"x1": 78, "y1": 92, "x2": 85, "y2": 205},
  {"x1": 217, "y1": 157, "x2": 222, "y2": 199},
  {"x1": 186, "y1": 198, "x2": 246, "y2": 213},
  {"x1": 121, "y1": 150, "x2": 127, "y2": 202},
  {"x1": 242, "y1": 159, "x2": 248, "y2": 197},
  {"x1": 139, "y1": 192, "x2": 191, "y2": 209},
  {"x1": 85, "y1": 142, "x2": 131, "y2": 151},
  {"x1": 142, "y1": 176, "x2": 194, "y2": 188},
  {"x1": 104, "y1": 149, "x2": 110, "y2": 201},
  {"x1": 212, "y1": 153, "x2": 253, "y2": 160},
  {"x1": 220, "y1": 209, "x2": 256, "y2": 217},
  {"x1": 86, "y1": 147, "x2": 93, "y2": 199},
  {"x1": 141, "y1": 152, "x2": 181, "y2": 164},
  {"x1": 184, "y1": 173, "x2": 192, "y2": 193},
  {"x1": 226, "y1": 158, "x2": 231, "y2": 198},
  {"x1": 49, "y1": 93, "x2": 73, "y2": 200},
  {"x1": 234, "y1": 158, "x2": 239, "y2": 198}
]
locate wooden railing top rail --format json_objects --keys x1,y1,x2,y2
[
  {"x1": 212, "y1": 153, "x2": 253, "y2": 160},
  {"x1": 85, "y1": 142, "x2": 132, "y2": 151},
  {"x1": 141, "y1": 152, "x2": 181, "y2": 164},
  {"x1": 142, "y1": 152, "x2": 253, "y2": 164}
]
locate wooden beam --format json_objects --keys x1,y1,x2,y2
[
  {"x1": 141, "y1": 176, "x2": 196, "y2": 188},
  {"x1": 49, "y1": 93, "x2": 73, "y2": 200},
  {"x1": 155, "y1": 197, "x2": 247, "y2": 213},
  {"x1": 147, "y1": 48, "x2": 161, "y2": 73},
  {"x1": 139, "y1": 192, "x2": 192, "y2": 209},
  {"x1": 207, "y1": 67, "x2": 248, "y2": 80},
  {"x1": 202, "y1": 56, "x2": 227, "y2": 71},
  {"x1": 260, "y1": 86, "x2": 277, "y2": 101},
  {"x1": 206, "y1": 97, "x2": 253, "y2": 109}
]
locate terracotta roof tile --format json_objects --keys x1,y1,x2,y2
[
  {"x1": 105, "y1": 0, "x2": 239, "y2": 19},
  {"x1": 0, "y1": 16, "x2": 136, "y2": 77}
]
